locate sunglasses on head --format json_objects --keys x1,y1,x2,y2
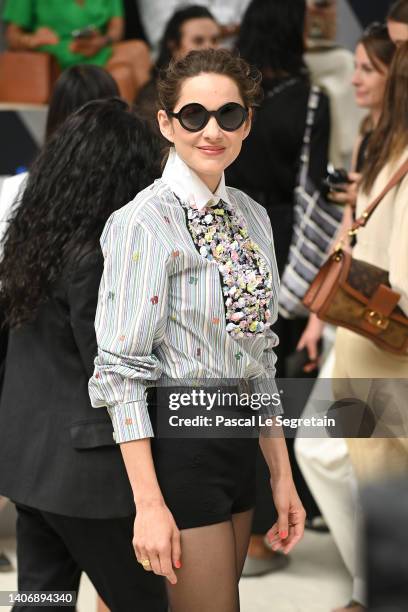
[{"x1": 166, "y1": 102, "x2": 249, "y2": 132}]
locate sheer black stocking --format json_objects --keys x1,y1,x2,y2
[
  {"x1": 166, "y1": 510, "x2": 253, "y2": 612},
  {"x1": 232, "y1": 509, "x2": 254, "y2": 578}
]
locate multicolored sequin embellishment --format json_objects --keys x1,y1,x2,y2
[{"x1": 184, "y1": 199, "x2": 273, "y2": 338}]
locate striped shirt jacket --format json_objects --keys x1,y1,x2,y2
[{"x1": 89, "y1": 178, "x2": 282, "y2": 443}]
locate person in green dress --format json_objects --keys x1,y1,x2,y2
[{"x1": 3, "y1": 0, "x2": 148, "y2": 102}]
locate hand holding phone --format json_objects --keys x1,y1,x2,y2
[
  {"x1": 322, "y1": 166, "x2": 351, "y2": 195},
  {"x1": 70, "y1": 26, "x2": 106, "y2": 58},
  {"x1": 71, "y1": 25, "x2": 97, "y2": 40}
]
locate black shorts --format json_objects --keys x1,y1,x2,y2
[{"x1": 147, "y1": 389, "x2": 258, "y2": 530}]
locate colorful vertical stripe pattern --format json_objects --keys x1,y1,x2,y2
[{"x1": 89, "y1": 180, "x2": 282, "y2": 443}]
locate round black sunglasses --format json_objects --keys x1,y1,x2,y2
[{"x1": 166, "y1": 102, "x2": 249, "y2": 132}]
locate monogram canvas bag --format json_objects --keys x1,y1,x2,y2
[{"x1": 303, "y1": 159, "x2": 408, "y2": 355}]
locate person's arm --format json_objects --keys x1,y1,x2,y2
[
  {"x1": 105, "y1": 16, "x2": 124, "y2": 44},
  {"x1": 3, "y1": 0, "x2": 59, "y2": 50},
  {"x1": 297, "y1": 129, "x2": 364, "y2": 367},
  {"x1": 259, "y1": 431, "x2": 306, "y2": 554},
  {"x1": 67, "y1": 249, "x2": 180, "y2": 583},
  {"x1": 327, "y1": 134, "x2": 363, "y2": 209},
  {"x1": 89, "y1": 209, "x2": 181, "y2": 582},
  {"x1": 251, "y1": 207, "x2": 306, "y2": 551},
  {"x1": 89, "y1": 210, "x2": 169, "y2": 442},
  {"x1": 120, "y1": 439, "x2": 180, "y2": 584},
  {"x1": 69, "y1": 17, "x2": 124, "y2": 58},
  {"x1": 5, "y1": 23, "x2": 59, "y2": 50}
]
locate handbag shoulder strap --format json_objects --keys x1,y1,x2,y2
[
  {"x1": 350, "y1": 157, "x2": 408, "y2": 235},
  {"x1": 299, "y1": 85, "x2": 321, "y2": 186}
]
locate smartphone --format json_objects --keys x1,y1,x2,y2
[
  {"x1": 322, "y1": 166, "x2": 351, "y2": 196},
  {"x1": 72, "y1": 25, "x2": 96, "y2": 40}
]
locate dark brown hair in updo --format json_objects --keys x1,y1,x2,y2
[{"x1": 157, "y1": 48, "x2": 263, "y2": 112}]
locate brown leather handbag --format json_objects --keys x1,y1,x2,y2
[{"x1": 303, "y1": 159, "x2": 408, "y2": 356}]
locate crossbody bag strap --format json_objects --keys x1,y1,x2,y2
[
  {"x1": 349, "y1": 157, "x2": 408, "y2": 237},
  {"x1": 298, "y1": 85, "x2": 321, "y2": 187}
]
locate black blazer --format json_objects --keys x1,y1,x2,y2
[{"x1": 0, "y1": 249, "x2": 134, "y2": 519}]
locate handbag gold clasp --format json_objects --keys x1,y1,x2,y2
[
  {"x1": 333, "y1": 242, "x2": 344, "y2": 261},
  {"x1": 364, "y1": 309, "x2": 389, "y2": 330}
]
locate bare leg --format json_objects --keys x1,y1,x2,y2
[
  {"x1": 231, "y1": 509, "x2": 254, "y2": 578},
  {"x1": 167, "y1": 521, "x2": 239, "y2": 612},
  {"x1": 106, "y1": 62, "x2": 135, "y2": 104}
]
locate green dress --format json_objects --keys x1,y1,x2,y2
[{"x1": 3, "y1": 0, "x2": 124, "y2": 69}]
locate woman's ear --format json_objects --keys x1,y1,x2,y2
[
  {"x1": 242, "y1": 107, "x2": 253, "y2": 141},
  {"x1": 157, "y1": 109, "x2": 175, "y2": 143}
]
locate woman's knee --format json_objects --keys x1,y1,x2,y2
[{"x1": 106, "y1": 63, "x2": 135, "y2": 104}]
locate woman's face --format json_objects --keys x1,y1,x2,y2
[
  {"x1": 387, "y1": 19, "x2": 408, "y2": 46},
  {"x1": 173, "y1": 18, "x2": 221, "y2": 60},
  {"x1": 158, "y1": 73, "x2": 251, "y2": 191},
  {"x1": 352, "y1": 43, "x2": 388, "y2": 111}
]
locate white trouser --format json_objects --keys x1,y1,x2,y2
[{"x1": 294, "y1": 348, "x2": 366, "y2": 605}]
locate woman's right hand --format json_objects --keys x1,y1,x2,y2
[
  {"x1": 328, "y1": 171, "x2": 362, "y2": 209},
  {"x1": 133, "y1": 499, "x2": 181, "y2": 585}
]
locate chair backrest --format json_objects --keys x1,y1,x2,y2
[{"x1": 0, "y1": 51, "x2": 60, "y2": 105}]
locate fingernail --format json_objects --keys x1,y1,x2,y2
[
  {"x1": 280, "y1": 530, "x2": 288, "y2": 539},
  {"x1": 175, "y1": 560, "x2": 182, "y2": 569}
]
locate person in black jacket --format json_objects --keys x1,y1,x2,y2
[
  {"x1": 0, "y1": 63, "x2": 120, "y2": 588},
  {"x1": 226, "y1": 0, "x2": 331, "y2": 575},
  {"x1": 0, "y1": 99, "x2": 167, "y2": 612}
]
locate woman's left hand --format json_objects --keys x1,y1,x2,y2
[
  {"x1": 70, "y1": 32, "x2": 105, "y2": 57},
  {"x1": 266, "y1": 477, "x2": 306, "y2": 554}
]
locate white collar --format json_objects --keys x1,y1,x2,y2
[{"x1": 162, "y1": 148, "x2": 231, "y2": 211}]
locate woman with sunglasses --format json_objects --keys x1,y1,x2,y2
[{"x1": 89, "y1": 48, "x2": 306, "y2": 611}]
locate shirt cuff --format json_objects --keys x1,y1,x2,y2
[
  {"x1": 107, "y1": 400, "x2": 154, "y2": 443},
  {"x1": 249, "y1": 375, "x2": 284, "y2": 417}
]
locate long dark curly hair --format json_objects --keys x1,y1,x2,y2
[{"x1": 0, "y1": 98, "x2": 160, "y2": 328}]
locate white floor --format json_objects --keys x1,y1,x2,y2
[{"x1": 0, "y1": 530, "x2": 351, "y2": 611}]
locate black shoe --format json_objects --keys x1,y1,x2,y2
[{"x1": 0, "y1": 552, "x2": 13, "y2": 572}]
